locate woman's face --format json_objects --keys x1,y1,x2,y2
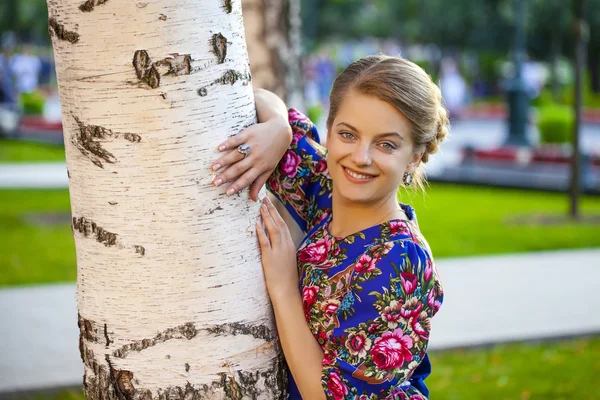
[{"x1": 326, "y1": 91, "x2": 421, "y2": 206}]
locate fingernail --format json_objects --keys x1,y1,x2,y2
[
  {"x1": 218, "y1": 145, "x2": 226, "y2": 151},
  {"x1": 212, "y1": 163, "x2": 221, "y2": 171},
  {"x1": 266, "y1": 196, "x2": 272, "y2": 204},
  {"x1": 227, "y1": 187, "x2": 235, "y2": 195},
  {"x1": 214, "y1": 178, "x2": 223, "y2": 187},
  {"x1": 262, "y1": 204, "x2": 267, "y2": 211}
]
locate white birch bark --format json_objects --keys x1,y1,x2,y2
[{"x1": 46, "y1": 0, "x2": 286, "y2": 398}]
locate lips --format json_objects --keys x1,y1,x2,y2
[{"x1": 343, "y1": 167, "x2": 377, "y2": 181}]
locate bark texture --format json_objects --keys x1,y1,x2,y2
[
  {"x1": 242, "y1": 0, "x2": 304, "y2": 107},
  {"x1": 46, "y1": 0, "x2": 286, "y2": 398}
]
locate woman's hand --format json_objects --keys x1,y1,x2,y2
[
  {"x1": 256, "y1": 196, "x2": 298, "y2": 299},
  {"x1": 211, "y1": 89, "x2": 292, "y2": 202}
]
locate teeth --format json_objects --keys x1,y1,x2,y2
[{"x1": 344, "y1": 168, "x2": 373, "y2": 180}]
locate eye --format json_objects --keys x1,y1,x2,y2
[
  {"x1": 338, "y1": 131, "x2": 356, "y2": 140},
  {"x1": 379, "y1": 141, "x2": 397, "y2": 151}
]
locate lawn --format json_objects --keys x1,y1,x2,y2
[
  {"x1": 1, "y1": 184, "x2": 599, "y2": 286},
  {"x1": 22, "y1": 336, "x2": 600, "y2": 399},
  {"x1": 427, "y1": 336, "x2": 600, "y2": 399},
  {"x1": 0, "y1": 139, "x2": 65, "y2": 162}
]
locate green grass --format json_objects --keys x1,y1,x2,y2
[
  {"x1": 1, "y1": 184, "x2": 599, "y2": 286},
  {"x1": 400, "y1": 183, "x2": 600, "y2": 258},
  {"x1": 0, "y1": 139, "x2": 65, "y2": 162},
  {"x1": 0, "y1": 189, "x2": 74, "y2": 286},
  {"x1": 428, "y1": 336, "x2": 600, "y2": 400},
  {"x1": 22, "y1": 337, "x2": 600, "y2": 399}
]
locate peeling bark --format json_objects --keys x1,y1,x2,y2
[
  {"x1": 206, "y1": 322, "x2": 276, "y2": 342},
  {"x1": 72, "y1": 216, "x2": 118, "y2": 246},
  {"x1": 48, "y1": 18, "x2": 80, "y2": 44},
  {"x1": 72, "y1": 116, "x2": 141, "y2": 168},
  {"x1": 223, "y1": 0, "x2": 233, "y2": 14},
  {"x1": 215, "y1": 70, "x2": 251, "y2": 86},
  {"x1": 113, "y1": 322, "x2": 198, "y2": 358},
  {"x1": 210, "y1": 33, "x2": 228, "y2": 64},
  {"x1": 133, "y1": 50, "x2": 192, "y2": 89},
  {"x1": 79, "y1": 0, "x2": 109, "y2": 12}
]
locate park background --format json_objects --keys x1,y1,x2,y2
[{"x1": 1, "y1": 0, "x2": 600, "y2": 399}]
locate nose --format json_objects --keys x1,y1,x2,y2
[{"x1": 350, "y1": 143, "x2": 372, "y2": 167}]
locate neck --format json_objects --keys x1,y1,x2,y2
[{"x1": 329, "y1": 190, "x2": 404, "y2": 238}]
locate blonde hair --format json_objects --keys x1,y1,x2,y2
[{"x1": 326, "y1": 55, "x2": 450, "y2": 190}]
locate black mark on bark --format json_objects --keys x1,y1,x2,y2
[
  {"x1": 222, "y1": 0, "x2": 232, "y2": 13},
  {"x1": 79, "y1": 0, "x2": 108, "y2": 12},
  {"x1": 109, "y1": 201, "x2": 118, "y2": 205},
  {"x1": 134, "y1": 245, "x2": 146, "y2": 256},
  {"x1": 113, "y1": 322, "x2": 197, "y2": 358},
  {"x1": 210, "y1": 33, "x2": 228, "y2": 64},
  {"x1": 204, "y1": 205, "x2": 223, "y2": 215},
  {"x1": 48, "y1": 18, "x2": 80, "y2": 44},
  {"x1": 133, "y1": 51, "x2": 192, "y2": 89},
  {"x1": 72, "y1": 216, "x2": 118, "y2": 247},
  {"x1": 206, "y1": 322, "x2": 276, "y2": 342},
  {"x1": 67, "y1": 169, "x2": 71, "y2": 179},
  {"x1": 104, "y1": 323, "x2": 113, "y2": 347},
  {"x1": 215, "y1": 70, "x2": 251, "y2": 86},
  {"x1": 159, "y1": 14, "x2": 167, "y2": 20},
  {"x1": 72, "y1": 116, "x2": 141, "y2": 168},
  {"x1": 185, "y1": 363, "x2": 190, "y2": 372},
  {"x1": 197, "y1": 87, "x2": 208, "y2": 97}
]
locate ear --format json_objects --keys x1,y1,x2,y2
[{"x1": 408, "y1": 151, "x2": 423, "y2": 170}]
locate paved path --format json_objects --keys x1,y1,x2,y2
[{"x1": 1, "y1": 249, "x2": 599, "y2": 394}]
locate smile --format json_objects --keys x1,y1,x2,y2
[{"x1": 343, "y1": 167, "x2": 377, "y2": 180}]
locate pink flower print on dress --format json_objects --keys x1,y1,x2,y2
[
  {"x1": 400, "y1": 297, "x2": 423, "y2": 319},
  {"x1": 427, "y1": 289, "x2": 442, "y2": 314},
  {"x1": 298, "y1": 236, "x2": 333, "y2": 265},
  {"x1": 381, "y1": 300, "x2": 403, "y2": 329},
  {"x1": 302, "y1": 285, "x2": 319, "y2": 313},
  {"x1": 321, "y1": 299, "x2": 340, "y2": 316},
  {"x1": 314, "y1": 159, "x2": 328, "y2": 173},
  {"x1": 327, "y1": 370, "x2": 349, "y2": 400},
  {"x1": 410, "y1": 311, "x2": 431, "y2": 343},
  {"x1": 280, "y1": 150, "x2": 302, "y2": 178},
  {"x1": 355, "y1": 254, "x2": 376, "y2": 273},
  {"x1": 390, "y1": 220, "x2": 410, "y2": 236},
  {"x1": 424, "y1": 259, "x2": 433, "y2": 282},
  {"x1": 370, "y1": 329, "x2": 414, "y2": 370},
  {"x1": 400, "y1": 272, "x2": 418, "y2": 295},
  {"x1": 345, "y1": 331, "x2": 372, "y2": 358}
]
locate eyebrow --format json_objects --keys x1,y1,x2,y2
[{"x1": 336, "y1": 122, "x2": 404, "y2": 141}]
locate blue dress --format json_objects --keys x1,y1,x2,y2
[{"x1": 267, "y1": 109, "x2": 444, "y2": 400}]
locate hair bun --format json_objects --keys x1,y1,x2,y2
[{"x1": 422, "y1": 103, "x2": 450, "y2": 164}]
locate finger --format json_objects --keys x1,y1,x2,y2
[
  {"x1": 249, "y1": 171, "x2": 271, "y2": 202},
  {"x1": 211, "y1": 148, "x2": 246, "y2": 174},
  {"x1": 256, "y1": 220, "x2": 270, "y2": 250},
  {"x1": 265, "y1": 196, "x2": 287, "y2": 230},
  {"x1": 260, "y1": 201, "x2": 280, "y2": 245},
  {"x1": 214, "y1": 157, "x2": 252, "y2": 190},
  {"x1": 227, "y1": 167, "x2": 261, "y2": 197},
  {"x1": 216, "y1": 128, "x2": 251, "y2": 152}
]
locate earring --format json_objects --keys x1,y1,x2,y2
[{"x1": 403, "y1": 171, "x2": 413, "y2": 186}]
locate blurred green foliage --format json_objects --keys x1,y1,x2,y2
[
  {"x1": 20, "y1": 91, "x2": 46, "y2": 115},
  {"x1": 536, "y1": 104, "x2": 575, "y2": 145}
]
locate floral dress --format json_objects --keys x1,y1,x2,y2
[{"x1": 267, "y1": 109, "x2": 444, "y2": 400}]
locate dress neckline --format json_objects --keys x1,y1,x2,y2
[{"x1": 323, "y1": 203, "x2": 415, "y2": 241}]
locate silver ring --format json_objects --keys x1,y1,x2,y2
[{"x1": 237, "y1": 144, "x2": 251, "y2": 158}]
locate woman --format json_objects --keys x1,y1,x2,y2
[{"x1": 212, "y1": 55, "x2": 448, "y2": 399}]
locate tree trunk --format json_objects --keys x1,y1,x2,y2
[
  {"x1": 570, "y1": 0, "x2": 587, "y2": 219},
  {"x1": 242, "y1": 0, "x2": 304, "y2": 108},
  {"x1": 46, "y1": 0, "x2": 286, "y2": 398}
]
